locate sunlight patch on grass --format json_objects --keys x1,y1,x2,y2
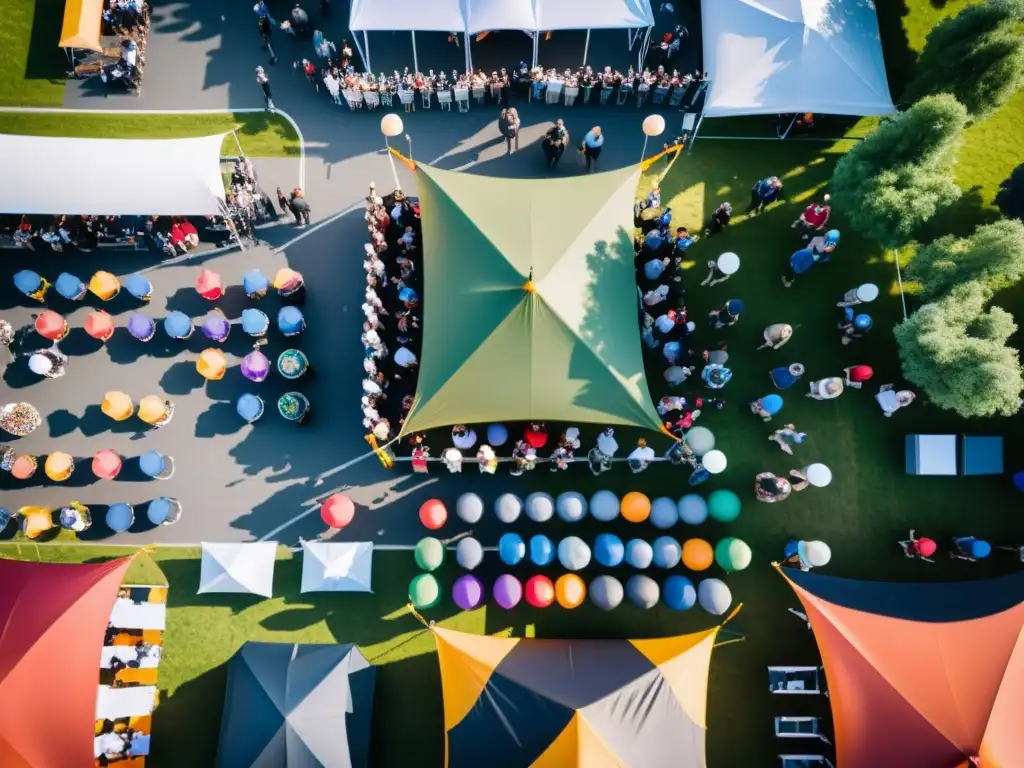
[
  {"x1": 716, "y1": 185, "x2": 732, "y2": 195},
  {"x1": 898, "y1": 280, "x2": 923, "y2": 296}
]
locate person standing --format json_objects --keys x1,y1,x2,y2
[
  {"x1": 256, "y1": 66, "x2": 275, "y2": 110},
  {"x1": 498, "y1": 107, "x2": 520, "y2": 154},
  {"x1": 581, "y1": 126, "x2": 603, "y2": 172},
  {"x1": 769, "y1": 424, "x2": 806, "y2": 455},
  {"x1": 257, "y1": 13, "x2": 276, "y2": 63},
  {"x1": 545, "y1": 119, "x2": 569, "y2": 170},
  {"x1": 749, "y1": 176, "x2": 783, "y2": 214},
  {"x1": 289, "y1": 188, "x2": 311, "y2": 226}
]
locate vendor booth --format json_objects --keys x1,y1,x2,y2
[{"x1": 59, "y1": 0, "x2": 104, "y2": 53}]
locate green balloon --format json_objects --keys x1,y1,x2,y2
[
  {"x1": 707, "y1": 490, "x2": 741, "y2": 523},
  {"x1": 409, "y1": 573, "x2": 441, "y2": 609},
  {"x1": 715, "y1": 537, "x2": 752, "y2": 572},
  {"x1": 415, "y1": 537, "x2": 446, "y2": 571}
]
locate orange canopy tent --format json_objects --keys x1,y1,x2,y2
[
  {"x1": 779, "y1": 567, "x2": 1024, "y2": 768},
  {"x1": 59, "y1": 0, "x2": 104, "y2": 52},
  {"x1": 0, "y1": 556, "x2": 132, "y2": 767}
]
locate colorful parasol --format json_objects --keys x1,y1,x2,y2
[
  {"x1": 241, "y1": 348, "x2": 270, "y2": 382},
  {"x1": 201, "y1": 309, "x2": 231, "y2": 341},
  {"x1": 105, "y1": 503, "x2": 134, "y2": 532},
  {"x1": 92, "y1": 449, "x2": 123, "y2": 480},
  {"x1": 243, "y1": 269, "x2": 269, "y2": 298},
  {"x1": 277, "y1": 306, "x2": 305, "y2": 336},
  {"x1": 10, "y1": 454, "x2": 38, "y2": 480},
  {"x1": 163, "y1": 311, "x2": 193, "y2": 339},
  {"x1": 84, "y1": 310, "x2": 115, "y2": 342},
  {"x1": 147, "y1": 497, "x2": 181, "y2": 526},
  {"x1": 241, "y1": 308, "x2": 270, "y2": 337},
  {"x1": 277, "y1": 392, "x2": 310, "y2": 421},
  {"x1": 35, "y1": 310, "x2": 68, "y2": 341},
  {"x1": 138, "y1": 395, "x2": 170, "y2": 426},
  {"x1": 236, "y1": 393, "x2": 265, "y2": 422},
  {"x1": 14, "y1": 270, "x2": 49, "y2": 301},
  {"x1": 44, "y1": 451, "x2": 75, "y2": 482},
  {"x1": 101, "y1": 391, "x2": 134, "y2": 421},
  {"x1": 19, "y1": 506, "x2": 54, "y2": 539},
  {"x1": 0, "y1": 402, "x2": 42, "y2": 436},
  {"x1": 197, "y1": 348, "x2": 228, "y2": 380},
  {"x1": 123, "y1": 273, "x2": 153, "y2": 301},
  {"x1": 195, "y1": 269, "x2": 224, "y2": 300},
  {"x1": 59, "y1": 502, "x2": 92, "y2": 531},
  {"x1": 277, "y1": 349, "x2": 309, "y2": 379},
  {"x1": 89, "y1": 271, "x2": 120, "y2": 300},
  {"x1": 127, "y1": 313, "x2": 156, "y2": 341},
  {"x1": 55, "y1": 272, "x2": 87, "y2": 301},
  {"x1": 273, "y1": 268, "x2": 304, "y2": 296}
]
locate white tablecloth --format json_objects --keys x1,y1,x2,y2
[
  {"x1": 101, "y1": 645, "x2": 162, "y2": 669},
  {"x1": 109, "y1": 599, "x2": 166, "y2": 630},
  {"x1": 96, "y1": 685, "x2": 157, "y2": 720}
]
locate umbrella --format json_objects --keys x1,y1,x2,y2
[
  {"x1": 277, "y1": 306, "x2": 305, "y2": 336},
  {"x1": 321, "y1": 493, "x2": 355, "y2": 528},
  {"x1": 163, "y1": 311, "x2": 193, "y2": 339},
  {"x1": 123, "y1": 274, "x2": 153, "y2": 301},
  {"x1": 138, "y1": 450, "x2": 170, "y2": 479},
  {"x1": 243, "y1": 269, "x2": 269, "y2": 298},
  {"x1": 197, "y1": 348, "x2": 228, "y2": 380},
  {"x1": 10, "y1": 454, "x2": 38, "y2": 479},
  {"x1": 27, "y1": 352, "x2": 59, "y2": 377},
  {"x1": 89, "y1": 271, "x2": 120, "y2": 300},
  {"x1": 277, "y1": 392, "x2": 310, "y2": 422},
  {"x1": 277, "y1": 349, "x2": 309, "y2": 379},
  {"x1": 84, "y1": 310, "x2": 115, "y2": 342},
  {"x1": 138, "y1": 395, "x2": 171, "y2": 426},
  {"x1": 55, "y1": 272, "x2": 86, "y2": 301},
  {"x1": 14, "y1": 270, "x2": 49, "y2": 301},
  {"x1": 35, "y1": 311, "x2": 68, "y2": 341},
  {"x1": 19, "y1": 506, "x2": 54, "y2": 539},
  {"x1": 92, "y1": 449, "x2": 123, "y2": 480},
  {"x1": 241, "y1": 348, "x2": 270, "y2": 382},
  {"x1": 201, "y1": 310, "x2": 231, "y2": 341},
  {"x1": 1, "y1": 402, "x2": 43, "y2": 435},
  {"x1": 44, "y1": 451, "x2": 75, "y2": 482},
  {"x1": 195, "y1": 269, "x2": 223, "y2": 300},
  {"x1": 127, "y1": 313, "x2": 156, "y2": 341},
  {"x1": 101, "y1": 391, "x2": 134, "y2": 421},
  {"x1": 59, "y1": 502, "x2": 92, "y2": 532},
  {"x1": 105, "y1": 503, "x2": 134, "y2": 532},
  {"x1": 273, "y1": 267, "x2": 303, "y2": 295},
  {"x1": 236, "y1": 393, "x2": 265, "y2": 422},
  {"x1": 241, "y1": 308, "x2": 269, "y2": 337},
  {"x1": 147, "y1": 497, "x2": 181, "y2": 525}
]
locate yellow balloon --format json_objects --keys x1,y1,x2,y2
[
  {"x1": 555, "y1": 574, "x2": 586, "y2": 609},
  {"x1": 620, "y1": 491, "x2": 651, "y2": 523},
  {"x1": 682, "y1": 538, "x2": 714, "y2": 571}
]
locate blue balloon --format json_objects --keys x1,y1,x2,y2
[
  {"x1": 236, "y1": 393, "x2": 264, "y2": 422},
  {"x1": 487, "y1": 423, "x2": 508, "y2": 446},
  {"x1": 499, "y1": 533, "x2": 526, "y2": 566},
  {"x1": 243, "y1": 269, "x2": 269, "y2": 295},
  {"x1": 652, "y1": 536, "x2": 682, "y2": 568},
  {"x1": 726, "y1": 299, "x2": 744, "y2": 316},
  {"x1": 278, "y1": 306, "x2": 305, "y2": 335},
  {"x1": 123, "y1": 273, "x2": 152, "y2": 299},
  {"x1": 530, "y1": 535, "x2": 555, "y2": 566},
  {"x1": 241, "y1": 308, "x2": 270, "y2": 336},
  {"x1": 13, "y1": 269, "x2": 42, "y2": 296},
  {"x1": 594, "y1": 533, "x2": 625, "y2": 567},
  {"x1": 138, "y1": 451, "x2": 166, "y2": 478},
  {"x1": 762, "y1": 394, "x2": 783, "y2": 414},
  {"x1": 163, "y1": 311, "x2": 192, "y2": 339},
  {"x1": 147, "y1": 498, "x2": 172, "y2": 525},
  {"x1": 663, "y1": 575, "x2": 697, "y2": 610},
  {"x1": 55, "y1": 272, "x2": 86, "y2": 300},
  {"x1": 972, "y1": 540, "x2": 992, "y2": 559},
  {"x1": 625, "y1": 539, "x2": 653, "y2": 569},
  {"x1": 678, "y1": 494, "x2": 708, "y2": 525},
  {"x1": 556, "y1": 492, "x2": 587, "y2": 522},
  {"x1": 105, "y1": 503, "x2": 134, "y2": 532},
  {"x1": 855, "y1": 314, "x2": 872, "y2": 330},
  {"x1": 824, "y1": 229, "x2": 840, "y2": 247}
]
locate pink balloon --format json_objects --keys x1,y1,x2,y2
[
  {"x1": 453, "y1": 575, "x2": 485, "y2": 611},
  {"x1": 493, "y1": 574, "x2": 523, "y2": 609}
]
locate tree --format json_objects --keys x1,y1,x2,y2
[
  {"x1": 903, "y1": 0, "x2": 1024, "y2": 120},
  {"x1": 894, "y1": 281, "x2": 1023, "y2": 418},
  {"x1": 830, "y1": 95, "x2": 968, "y2": 249},
  {"x1": 996, "y1": 162, "x2": 1024, "y2": 219},
  {"x1": 905, "y1": 219, "x2": 1024, "y2": 300}
]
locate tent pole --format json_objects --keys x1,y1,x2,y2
[
  {"x1": 384, "y1": 136, "x2": 401, "y2": 190},
  {"x1": 230, "y1": 130, "x2": 244, "y2": 159},
  {"x1": 639, "y1": 26, "x2": 652, "y2": 69},
  {"x1": 640, "y1": 135, "x2": 649, "y2": 163},
  {"x1": 406, "y1": 133, "x2": 413, "y2": 163},
  {"x1": 532, "y1": 31, "x2": 538, "y2": 68},
  {"x1": 363, "y1": 31, "x2": 371, "y2": 72},
  {"x1": 583, "y1": 29, "x2": 590, "y2": 67},
  {"x1": 780, "y1": 113, "x2": 799, "y2": 140},
  {"x1": 464, "y1": 32, "x2": 471, "y2": 74},
  {"x1": 353, "y1": 33, "x2": 368, "y2": 71},
  {"x1": 411, "y1": 31, "x2": 419, "y2": 73},
  {"x1": 688, "y1": 113, "x2": 705, "y2": 154}
]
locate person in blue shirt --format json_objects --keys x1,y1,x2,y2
[
  {"x1": 581, "y1": 126, "x2": 604, "y2": 172},
  {"x1": 749, "y1": 176, "x2": 783, "y2": 214},
  {"x1": 672, "y1": 227, "x2": 695, "y2": 257}
]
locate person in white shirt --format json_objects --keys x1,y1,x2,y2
[
  {"x1": 324, "y1": 70, "x2": 342, "y2": 105},
  {"x1": 588, "y1": 427, "x2": 618, "y2": 475},
  {"x1": 627, "y1": 438, "x2": 656, "y2": 473}
]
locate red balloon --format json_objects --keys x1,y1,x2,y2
[
  {"x1": 419, "y1": 499, "x2": 447, "y2": 530},
  {"x1": 321, "y1": 494, "x2": 355, "y2": 528},
  {"x1": 525, "y1": 575, "x2": 555, "y2": 608},
  {"x1": 917, "y1": 537, "x2": 937, "y2": 557},
  {"x1": 35, "y1": 310, "x2": 67, "y2": 341}
]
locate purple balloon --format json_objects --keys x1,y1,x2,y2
[
  {"x1": 241, "y1": 349, "x2": 270, "y2": 382},
  {"x1": 493, "y1": 574, "x2": 523, "y2": 610},
  {"x1": 453, "y1": 574, "x2": 485, "y2": 611},
  {"x1": 127, "y1": 313, "x2": 155, "y2": 341},
  {"x1": 202, "y1": 312, "x2": 230, "y2": 341}
]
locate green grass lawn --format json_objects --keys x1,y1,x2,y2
[{"x1": 2, "y1": 0, "x2": 66, "y2": 107}]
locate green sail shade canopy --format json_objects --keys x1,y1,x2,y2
[{"x1": 402, "y1": 163, "x2": 663, "y2": 436}]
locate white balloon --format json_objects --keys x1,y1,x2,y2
[
  {"x1": 28, "y1": 354, "x2": 52, "y2": 375},
  {"x1": 642, "y1": 114, "x2": 666, "y2": 137},
  {"x1": 702, "y1": 449, "x2": 727, "y2": 474},
  {"x1": 856, "y1": 283, "x2": 879, "y2": 303},
  {"x1": 717, "y1": 252, "x2": 740, "y2": 275},
  {"x1": 380, "y1": 113, "x2": 404, "y2": 137},
  {"x1": 803, "y1": 540, "x2": 832, "y2": 567},
  {"x1": 805, "y1": 463, "x2": 832, "y2": 487},
  {"x1": 697, "y1": 578, "x2": 733, "y2": 615}
]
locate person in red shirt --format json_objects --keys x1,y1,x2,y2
[
  {"x1": 792, "y1": 194, "x2": 831, "y2": 239},
  {"x1": 898, "y1": 530, "x2": 937, "y2": 562},
  {"x1": 843, "y1": 365, "x2": 873, "y2": 389}
]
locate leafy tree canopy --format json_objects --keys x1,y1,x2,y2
[{"x1": 906, "y1": 219, "x2": 1024, "y2": 300}]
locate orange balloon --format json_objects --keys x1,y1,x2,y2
[
  {"x1": 682, "y1": 538, "x2": 714, "y2": 571},
  {"x1": 555, "y1": 574, "x2": 586, "y2": 609},
  {"x1": 620, "y1": 491, "x2": 651, "y2": 523},
  {"x1": 419, "y1": 499, "x2": 447, "y2": 530}
]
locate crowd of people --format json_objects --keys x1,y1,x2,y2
[
  {"x1": 69, "y1": 0, "x2": 150, "y2": 92},
  {"x1": 0, "y1": 214, "x2": 228, "y2": 255}
]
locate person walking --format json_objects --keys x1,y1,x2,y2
[
  {"x1": 769, "y1": 424, "x2": 806, "y2": 455},
  {"x1": 581, "y1": 126, "x2": 603, "y2": 172},
  {"x1": 498, "y1": 107, "x2": 520, "y2": 154},
  {"x1": 256, "y1": 66, "x2": 275, "y2": 110},
  {"x1": 749, "y1": 176, "x2": 783, "y2": 214},
  {"x1": 257, "y1": 13, "x2": 276, "y2": 63},
  {"x1": 289, "y1": 188, "x2": 311, "y2": 226}
]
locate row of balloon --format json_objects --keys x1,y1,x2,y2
[
  {"x1": 8, "y1": 495, "x2": 182, "y2": 539},
  {"x1": 4, "y1": 447, "x2": 173, "y2": 482},
  {"x1": 418, "y1": 489, "x2": 741, "y2": 530},
  {"x1": 14, "y1": 269, "x2": 152, "y2": 304}
]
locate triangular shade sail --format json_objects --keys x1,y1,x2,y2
[
  {"x1": 701, "y1": 0, "x2": 895, "y2": 117},
  {"x1": 198, "y1": 542, "x2": 278, "y2": 597},
  {"x1": 217, "y1": 642, "x2": 376, "y2": 768},
  {"x1": 779, "y1": 568, "x2": 1024, "y2": 768},
  {"x1": 0, "y1": 556, "x2": 132, "y2": 768},
  {"x1": 404, "y1": 163, "x2": 663, "y2": 435},
  {"x1": 301, "y1": 541, "x2": 374, "y2": 593},
  {"x1": 433, "y1": 626, "x2": 720, "y2": 767}
]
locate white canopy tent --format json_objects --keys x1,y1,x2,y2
[
  {"x1": 348, "y1": 0, "x2": 467, "y2": 72},
  {"x1": 198, "y1": 542, "x2": 278, "y2": 598},
  {"x1": 0, "y1": 133, "x2": 229, "y2": 216},
  {"x1": 300, "y1": 541, "x2": 374, "y2": 593},
  {"x1": 700, "y1": 0, "x2": 895, "y2": 118}
]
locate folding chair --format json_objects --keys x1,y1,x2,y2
[
  {"x1": 652, "y1": 85, "x2": 669, "y2": 105},
  {"x1": 563, "y1": 85, "x2": 579, "y2": 106},
  {"x1": 599, "y1": 85, "x2": 614, "y2": 105},
  {"x1": 438, "y1": 89, "x2": 453, "y2": 111},
  {"x1": 472, "y1": 85, "x2": 485, "y2": 106},
  {"x1": 421, "y1": 87, "x2": 433, "y2": 109},
  {"x1": 545, "y1": 81, "x2": 563, "y2": 105},
  {"x1": 342, "y1": 89, "x2": 362, "y2": 111},
  {"x1": 774, "y1": 717, "x2": 831, "y2": 743},
  {"x1": 768, "y1": 666, "x2": 825, "y2": 695},
  {"x1": 668, "y1": 84, "x2": 685, "y2": 106},
  {"x1": 636, "y1": 81, "x2": 651, "y2": 107},
  {"x1": 380, "y1": 89, "x2": 393, "y2": 107},
  {"x1": 398, "y1": 88, "x2": 415, "y2": 113},
  {"x1": 616, "y1": 83, "x2": 633, "y2": 106},
  {"x1": 489, "y1": 83, "x2": 503, "y2": 103},
  {"x1": 779, "y1": 755, "x2": 835, "y2": 768},
  {"x1": 581, "y1": 83, "x2": 594, "y2": 104},
  {"x1": 363, "y1": 90, "x2": 380, "y2": 109},
  {"x1": 454, "y1": 87, "x2": 470, "y2": 112}
]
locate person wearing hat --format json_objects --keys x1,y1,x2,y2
[
  {"x1": 770, "y1": 363, "x2": 805, "y2": 390},
  {"x1": 950, "y1": 536, "x2": 991, "y2": 562},
  {"x1": 755, "y1": 472, "x2": 791, "y2": 503},
  {"x1": 705, "y1": 202, "x2": 732, "y2": 236},
  {"x1": 781, "y1": 246, "x2": 820, "y2": 288},
  {"x1": 627, "y1": 438, "x2": 655, "y2": 473},
  {"x1": 769, "y1": 424, "x2": 806, "y2": 455},
  {"x1": 749, "y1": 394, "x2": 783, "y2": 422},
  {"x1": 809, "y1": 229, "x2": 840, "y2": 257},
  {"x1": 708, "y1": 299, "x2": 743, "y2": 329},
  {"x1": 843, "y1": 365, "x2": 874, "y2": 389},
  {"x1": 898, "y1": 529, "x2": 937, "y2": 562},
  {"x1": 807, "y1": 377, "x2": 844, "y2": 400},
  {"x1": 757, "y1": 323, "x2": 793, "y2": 350},
  {"x1": 28, "y1": 347, "x2": 68, "y2": 379},
  {"x1": 839, "y1": 313, "x2": 872, "y2": 345},
  {"x1": 792, "y1": 195, "x2": 831, "y2": 239},
  {"x1": 701, "y1": 363, "x2": 732, "y2": 389},
  {"x1": 588, "y1": 427, "x2": 618, "y2": 476}
]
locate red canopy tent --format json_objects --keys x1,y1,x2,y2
[
  {"x1": 779, "y1": 567, "x2": 1024, "y2": 768},
  {"x1": 0, "y1": 557, "x2": 132, "y2": 767}
]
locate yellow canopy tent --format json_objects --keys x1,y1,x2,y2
[{"x1": 59, "y1": 0, "x2": 104, "y2": 53}]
